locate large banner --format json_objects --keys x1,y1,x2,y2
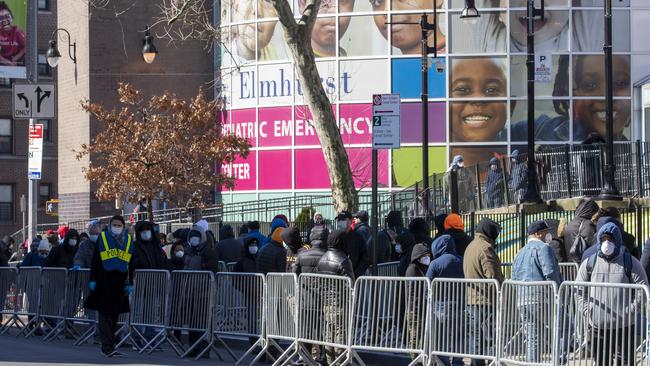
[{"x1": 0, "y1": 0, "x2": 27, "y2": 79}]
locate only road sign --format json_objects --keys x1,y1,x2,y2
[{"x1": 13, "y1": 83, "x2": 56, "y2": 119}]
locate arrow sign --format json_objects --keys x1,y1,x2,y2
[
  {"x1": 12, "y1": 83, "x2": 55, "y2": 118},
  {"x1": 35, "y1": 87, "x2": 52, "y2": 113},
  {"x1": 16, "y1": 93, "x2": 29, "y2": 108}
]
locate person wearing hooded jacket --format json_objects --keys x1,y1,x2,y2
[
  {"x1": 426, "y1": 235, "x2": 464, "y2": 366},
  {"x1": 256, "y1": 227, "x2": 287, "y2": 274},
  {"x1": 442, "y1": 214, "x2": 472, "y2": 257},
  {"x1": 235, "y1": 236, "x2": 259, "y2": 273},
  {"x1": 582, "y1": 216, "x2": 638, "y2": 262},
  {"x1": 294, "y1": 227, "x2": 329, "y2": 275},
  {"x1": 74, "y1": 220, "x2": 102, "y2": 269},
  {"x1": 409, "y1": 218, "x2": 432, "y2": 247},
  {"x1": 282, "y1": 227, "x2": 309, "y2": 272},
  {"x1": 216, "y1": 224, "x2": 244, "y2": 263},
  {"x1": 576, "y1": 222, "x2": 648, "y2": 366},
  {"x1": 433, "y1": 214, "x2": 448, "y2": 239},
  {"x1": 379, "y1": 210, "x2": 405, "y2": 263},
  {"x1": 315, "y1": 230, "x2": 354, "y2": 366},
  {"x1": 263, "y1": 216, "x2": 288, "y2": 249},
  {"x1": 21, "y1": 239, "x2": 50, "y2": 267},
  {"x1": 46, "y1": 228, "x2": 80, "y2": 268},
  {"x1": 563, "y1": 199, "x2": 599, "y2": 263},
  {"x1": 396, "y1": 231, "x2": 417, "y2": 277},
  {"x1": 486, "y1": 157, "x2": 505, "y2": 208},
  {"x1": 130, "y1": 221, "x2": 167, "y2": 273},
  {"x1": 168, "y1": 242, "x2": 186, "y2": 271},
  {"x1": 463, "y1": 218, "x2": 503, "y2": 366},
  {"x1": 404, "y1": 244, "x2": 432, "y2": 361},
  {"x1": 335, "y1": 211, "x2": 370, "y2": 278}
]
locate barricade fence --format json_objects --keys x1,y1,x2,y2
[{"x1": 4, "y1": 268, "x2": 650, "y2": 366}]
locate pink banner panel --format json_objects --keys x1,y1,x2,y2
[
  {"x1": 294, "y1": 105, "x2": 336, "y2": 146},
  {"x1": 258, "y1": 106, "x2": 293, "y2": 147},
  {"x1": 295, "y1": 148, "x2": 388, "y2": 190},
  {"x1": 258, "y1": 150, "x2": 292, "y2": 190},
  {"x1": 225, "y1": 109, "x2": 257, "y2": 147},
  {"x1": 338, "y1": 104, "x2": 373, "y2": 145},
  {"x1": 221, "y1": 153, "x2": 256, "y2": 191}
]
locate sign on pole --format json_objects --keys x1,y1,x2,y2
[
  {"x1": 46, "y1": 199, "x2": 60, "y2": 217},
  {"x1": 12, "y1": 83, "x2": 56, "y2": 119},
  {"x1": 28, "y1": 124, "x2": 43, "y2": 180},
  {"x1": 372, "y1": 94, "x2": 401, "y2": 149},
  {"x1": 535, "y1": 53, "x2": 553, "y2": 83}
]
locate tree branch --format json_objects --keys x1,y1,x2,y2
[{"x1": 271, "y1": 0, "x2": 297, "y2": 33}]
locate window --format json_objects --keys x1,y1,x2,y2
[
  {"x1": 0, "y1": 185, "x2": 13, "y2": 222},
  {"x1": 0, "y1": 119, "x2": 12, "y2": 154},
  {"x1": 0, "y1": 78, "x2": 10, "y2": 88},
  {"x1": 38, "y1": 52, "x2": 51, "y2": 77},
  {"x1": 38, "y1": 119, "x2": 51, "y2": 142},
  {"x1": 38, "y1": 0, "x2": 50, "y2": 11},
  {"x1": 39, "y1": 184, "x2": 51, "y2": 204}
]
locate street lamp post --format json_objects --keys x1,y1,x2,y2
[
  {"x1": 521, "y1": 0, "x2": 544, "y2": 204},
  {"x1": 419, "y1": 7, "x2": 437, "y2": 220},
  {"x1": 599, "y1": 0, "x2": 622, "y2": 200}
]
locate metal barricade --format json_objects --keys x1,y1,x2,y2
[
  {"x1": 559, "y1": 263, "x2": 579, "y2": 282},
  {"x1": 212, "y1": 272, "x2": 266, "y2": 365},
  {"x1": 63, "y1": 269, "x2": 96, "y2": 345},
  {"x1": 430, "y1": 278, "x2": 500, "y2": 366},
  {"x1": 376, "y1": 261, "x2": 400, "y2": 277},
  {"x1": 227, "y1": 262, "x2": 238, "y2": 272},
  {"x1": 0, "y1": 267, "x2": 17, "y2": 334},
  {"x1": 13, "y1": 267, "x2": 41, "y2": 337},
  {"x1": 287, "y1": 273, "x2": 353, "y2": 366},
  {"x1": 218, "y1": 261, "x2": 228, "y2": 273},
  {"x1": 499, "y1": 280, "x2": 558, "y2": 365},
  {"x1": 39, "y1": 268, "x2": 69, "y2": 342},
  {"x1": 118, "y1": 270, "x2": 170, "y2": 353},
  {"x1": 166, "y1": 270, "x2": 216, "y2": 359},
  {"x1": 255, "y1": 273, "x2": 298, "y2": 365},
  {"x1": 348, "y1": 277, "x2": 431, "y2": 365},
  {"x1": 501, "y1": 263, "x2": 513, "y2": 280},
  {"x1": 556, "y1": 281, "x2": 650, "y2": 366}
]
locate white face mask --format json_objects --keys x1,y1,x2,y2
[
  {"x1": 601, "y1": 240, "x2": 616, "y2": 256},
  {"x1": 395, "y1": 244, "x2": 403, "y2": 254},
  {"x1": 141, "y1": 231, "x2": 152, "y2": 241},
  {"x1": 111, "y1": 226, "x2": 123, "y2": 236},
  {"x1": 68, "y1": 239, "x2": 77, "y2": 246},
  {"x1": 174, "y1": 250, "x2": 184, "y2": 258},
  {"x1": 89, "y1": 234, "x2": 99, "y2": 242},
  {"x1": 249, "y1": 246, "x2": 258, "y2": 255},
  {"x1": 490, "y1": 165, "x2": 497, "y2": 171},
  {"x1": 457, "y1": 162, "x2": 464, "y2": 167},
  {"x1": 544, "y1": 233, "x2": 553, "y2": 244},
  {"x1": 419, "y1": 256, "x2": 431, "y2": 266},
  {"x1": 336, "y1": 221, "x2": 348, "y2": 230},
  {"x1": 189, "y1": 237, "x2": 201, "y2": 246}
]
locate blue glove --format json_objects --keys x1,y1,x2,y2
[
  {"x1": 124, "y1": 285, "x2": 134, "y2": 295},
  {"x1": 73, "y1": 265, "x2": 80, "y2": 271},
  {"x1": 89, "y1": 281, "x2": 96, "y2": 291}
]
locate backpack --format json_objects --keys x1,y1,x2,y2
[
  {"x1": 569, "y1": 220, "x2": 588, "y2": 262},
  {"x1": 585, "y1": 250, "x2": 632, "y2": 283}
]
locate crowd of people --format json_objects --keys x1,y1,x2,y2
[{"x1": 1, "y1": 198, "x2": 650, "y2": 364}]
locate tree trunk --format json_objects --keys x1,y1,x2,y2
[
  {"x1": 147, "y1": 197, "x2": 154, "y2": 222},
  {"x1": 273, "y1": 0, "x2": 358, "y2": 212}
]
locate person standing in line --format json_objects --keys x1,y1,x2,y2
[
  {"x1": 486, "y1": 157, "x2": 505, "y2": 208},
  {"x1": 563, "y1": 199, "x2": 599, "y2": 263},
  {"x1": 282, "y1": 227, "x2": 309, "y2": 272},
  {"x1": 442, "y1": 213, "x2": 472, "y2": 257},
  {"x1": 74, "y1": 220, "x2": 102, "y2": 269},
  {"x1": 352, "y1": 211, "x2": 372, "y2": 246},
  {"x1": 335, "y1": 211, "x2": 370, "y2": 278},
  {"x1": 46, "y1": 229, "x2": 80, "y2": 268},
  {"x1": 84, "y1": 215, "x2": 133, "y2": 357},
  {"x1": 216, "y1": 224, "x2": 244, "y2": 263}
]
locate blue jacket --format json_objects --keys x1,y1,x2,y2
[
  {"x1": 512, "y1": 238, "x2": 562, "y2": 287},
  {"x1": 486, "y1": 158, "x2": 505, "y2": 201},
  {"x1": 21, "y1": 251, "x2": 46, "y2": 267},
  {"x1": 510, "y1": 160, "x2": 528, "y2": 192},
  {"x1": 248, "y1": 230, "x2": 268, "y2": 249},
  {"x1": 426, "y1": 235, "x2": 464, "y2": 281}
]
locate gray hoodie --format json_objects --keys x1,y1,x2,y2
[{"x1": 575, "y1": 223, "x2": 648, "y2": 330}]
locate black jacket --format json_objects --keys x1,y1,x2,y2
[
  {"x1": 130, "y1": 222, "x2": 168, "y2": 276},
  {"x1": 282, "y1": 227, "x2": 309, "y2": 272},
  {"x1": 216, "y1": 225, "x2": 244, "y2": 263},
  {"x1": 409, "y1": 218, "x2": 433, "y2": 246},
  {"x1": 0, "y1": 239, "x2": 11, "y2": 267},
  {"x1": 405, "y1": 243, "x2": 430, "y2": 277},
  {"x1": 295, "y1": 229, "x2": 328, "y2": 275},
  {"x1": 442, "y1": 228, "x2": 472, "y2": 257},
  {"x1": 183, "y1": 225, "x2": 220, "y2": 272},
  {"x1": 256, "y1": 240, "x2": 287, "y2": 275},
  {"x1": 46, "y1": 229, "x2": 79, "y2": 268},
  {"x1": 564, "y1": 199, "x2": 599, "y2": 263},
  {"x1": 343, "y1": 229, "x2": 370, "y2": 278},
  {"x1": 235, "y1": 236, "x2": 259, "y2": 273},
  {"x1": 316, "y1": 230, "x2": 355, "y2": 280},
  {"x1": 396, "y1": 231, "x2": 417, "y2": 276},
  {"x1": 545, "y1": 219, "x2": 568, "y2": 262},
  {"x1": 641, "y1": 238, "x2": 650, "y2": 282},
  {"x1": 354, "y1": 222, "x2": 372, "y2": 246},
  {"x1": 375, "y1": 229, "x2": 396, "y2": 263}
]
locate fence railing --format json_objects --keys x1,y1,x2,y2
[{"x1": 3, "y1": 268, "x2": 649, "y2": 365}]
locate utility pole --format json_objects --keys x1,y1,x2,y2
[{"x1": 27, "y1": 0, "x2": 38, "y2": 242}]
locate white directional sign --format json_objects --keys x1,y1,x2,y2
[
  {"x1": 13, "y1": 83, "x2": 56, "y2": 119},
  {"x1": 28, "y1": 124, "x2": 44, "y2": 180},
  {"x1": 372, "y1": 93, "x2": 401, "y2": 149}
]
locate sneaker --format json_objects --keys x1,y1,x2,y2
[{"x1": 109, "y1": 350, "x2": 125, "y2": 358}]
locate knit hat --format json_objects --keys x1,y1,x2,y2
[
  {"x1": 444, "y1": 213, "x2": 464, "y2": 231},
  {"x1": 87, "y1": 219, "x2": 101, "y2": 231},
  {"x1": 38, "y1": 239, "x2": 50, "y2": 252},
  {"x1": 57, "y1": 225, "x2": 69, "y2": 239},
  {"x1": 196, "y1": 219, "x2": 209, "y2": 232}
]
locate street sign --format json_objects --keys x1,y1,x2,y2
[
  {"x1": 46, "y1": 199, "x2": 60, "y2": 217},
  {"x1": 12, "y1": 83, "x2": 56, "y2": 119},
  {"x1": 535, "y1": 52, "x2": 552, "y2": 83},
  {"x1": 28, "y1": 124, "x2": 44, "y2": 180},
  {"x1": 372, "y1": 93, "x2": 400, "y2": 149}
]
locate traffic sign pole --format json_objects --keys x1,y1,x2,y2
[{"x1": 27, "y1": 0, "x2": 38, "y2": 243}]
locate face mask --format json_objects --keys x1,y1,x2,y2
[
  {"x1": 544, "y1": 233, "x2": 553, "y2": 244},
  {"x1": 111, "y1": 226, "x2": 123, "y2": 236},
  {"x1": 457, "y1": 162, "x2": 464, "y2": 167},
  {"x1": 68, "y1": 239, "x2": 77, "y2": 246},
  {"x1": 490, "y1": 165, "x2": 497, "y2": 171},
  {"x1": 336, "y1": 221, "x2": 348, "y2": 230},
  {"x1": 174, "y1": 250, "x2": 184, "y2": 258},
  {"x1": 189, "y1": 237, "x2": 201, "y2": 246},
  {"x1": 38, "y1": 253, "x2": 48, "y2": 259},
  {"x1": 395, "y1": 244, "x2": 403, "y2": 254},
  {"x1": 141, "y1": 231, "x2": 152, "y2": 241},
  {"x1": 419, "y1": 256, "x2": 431, "y2": 266},
  {"x1": 249, "y1": 246, "x2": 258, "y2": 255},
  {"x1": 601, "y1": 240, "x2": 616, "y2": 256},
  {"x1": 89, "y1": 234, "x2": 99, "y2": 242}
]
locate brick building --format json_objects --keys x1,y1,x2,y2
[
  {"x1": 0, "y1": 0, "x2": 58, "y2": 237},
  {"x1": 56, "y1": 1, "x2": 213, "y2": 223}
]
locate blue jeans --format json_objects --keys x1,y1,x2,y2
[
  {"x1": 465, "y1": 305, "x2": 495, "y2": 366},
  {"x1": 433, "y1": 302, "x2": 463, "y2": 366},
  {"x1": 518, "y1": 304, "x2": 542, "y2": 362}
]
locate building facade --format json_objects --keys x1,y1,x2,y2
[
  {"x1": 218, "y1": 0, "x2": 650, "y2": 205},
  {"x1": 0, "y1": 0, "x2": 58, "y2": 236}
]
